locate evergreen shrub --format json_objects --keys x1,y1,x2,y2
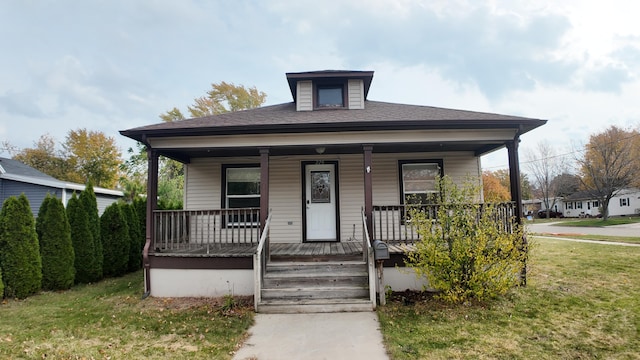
[{"x1": 0, "y1": 195, "x2": 42, "y2": 298}]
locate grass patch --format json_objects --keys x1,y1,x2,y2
[
  {"x1": 558, "y1": 217, "x2": 640, "y2": 227},
  {"x1": 0, "y1": 271, "x2": 254, "y2": 359},
  {"x1": 378, "y1": 238, "x2": 640, "y2": 359}
]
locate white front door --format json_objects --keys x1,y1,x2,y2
[{"x1": 304, "y1": 163, "x2": 338, "y2": 242}]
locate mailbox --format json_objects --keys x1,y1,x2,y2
[{"x1": 372, "y1": 240, "x2": 390, "y2": 260}]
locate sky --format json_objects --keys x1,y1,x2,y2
[{"x1": 1, "y1": 0, "x2": 639, "y2": 171}]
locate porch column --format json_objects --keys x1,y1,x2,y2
[
  {"x1": 507, "y1": 136, "x2": 527, "y2": 285},
  {"x1": 144, "y1": 147, "x2": 159, "y2": 296},
  {"x1": 506, "y1": 138, "x2": 524, "y2": 222},
  {"x1": 259, "y1": 147, "x2": 270, "y2": 232},
  {"x1": 363, "y1": 145, "x2": 373, "y2": 241}
]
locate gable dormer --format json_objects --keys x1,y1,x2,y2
[{"x1": 286, "y1": 70, "x2": 374, "y2": 111}]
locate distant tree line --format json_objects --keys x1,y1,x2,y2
[{"x1": 0, "y1": 185, "x2": 145, "y2": 300}]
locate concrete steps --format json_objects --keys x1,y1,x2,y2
[{"x1": 257, "y1": 259, "x2": 374, "y2": 313}]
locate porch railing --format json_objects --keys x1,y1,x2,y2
[
  {"x1": 153, "y1": 208, "x2": 261, "y2": 254},
  {"x1": 372, "y1": 202, "x2": 518, "y2": 244},
  {"x1": 362, "y1": 208, "x2": 377, "y2": 310},
  {"x1": 254, "y1": 210, "x2": 272, "y2": 311}
]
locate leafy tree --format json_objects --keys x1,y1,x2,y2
[
  {"x1": 67, "y1": 193, "x2": 100, "y2": 284},
  {"x1": 63, "y1": 129, "x2": 122, "y2": 188},
  {"x1": 36, "y1": 195, "x2": 75, "y2": 290},
  {"x1": 80, "y1": 183, "x2": 102, "y2": 279},
  {"x1": 0, "y1": 194, "x2": 42, "y2": 298},
  {"x1": 551, "y1": 173, "x2": 581, "y2": 197},
  {"x1": 576, "y1": 126, "x2": 640, "y2": 220},
  {"x1": 100, "y1": 203, "x2": 129, "y2": 277},
  {"x1": 406, "y1": 176, "x2": 527, "y2": 304},
  {"x1": 482, "y1": 170, "x2": 511, "y2": 202},
  {"x1": 493, "y1": 169, "x2": 532, "y2": 200},
  {"x1": 122, "y1": 203, "x2": 142, "y2": 272},
  {"x1": 159, "y1": 107, "x2": 186, "y2": 122},
  {"x1": 525, "y1": 141, "x2": 567, "y2": 218},
  {"x1": 187, "y1": 81, "x2": 267, "y2": 117},
  {"x1": 10, "y1": 134, "x2": 81, "y2": 183}
]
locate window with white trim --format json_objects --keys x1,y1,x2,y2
[
  {"x1": 223, "y1": 165, "x2": 260, "y2": 226},
  {"x1": 620, "y1": 198, "x2": 630, "y2": 207},
  {"x1": 399, "y1": 160, "x2": 443, "y2": 205}
]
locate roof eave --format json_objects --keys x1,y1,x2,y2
[{"x1": 120, "y1": 118, "x2": 546, "y2": 143}]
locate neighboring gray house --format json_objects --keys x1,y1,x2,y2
[{"x1": 0, "y1": 157, "x2": 123, "y2": 216}]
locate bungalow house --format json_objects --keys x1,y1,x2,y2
[
  {"x1": 120, "y1": 70, "x2": 546, "y2": 312},
  {"x1": 0, "y1": 157, "x2": 123, "y2": 216}
]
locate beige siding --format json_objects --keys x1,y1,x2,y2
[
  {"x1": 268, "y1": 157, "x2": 303, "y2": 243},
  {"x1": 338, "y1": 155, "x2": 365, "y2": 241},
  {"x1": 183, "y1": 152, "x2": 481, "y2": 244},
  {"x1": 296, "y1": 80, "x2": 313, "y2": 111},
  {"x1": 348, "y1": 79, "x2": 364, "y2": 109}
]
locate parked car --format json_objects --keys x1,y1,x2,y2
[{"x1": 537, "y1": 209, "x2": 563, "y2": 218}]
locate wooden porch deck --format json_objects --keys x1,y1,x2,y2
[{"x1": 153, "y1": 241, "x2": 415, "y2": 257}]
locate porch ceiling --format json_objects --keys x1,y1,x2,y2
[{"x1": 156, "y1": 140, "x2": 506, "y2": 163}]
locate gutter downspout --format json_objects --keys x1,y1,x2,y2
[{"x1": 142, "y1": 138, "x2": 158, "y2": 299}]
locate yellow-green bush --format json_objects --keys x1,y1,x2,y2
[{"x1": 406, "y1": 176, "x2": 527, "y2": 303}]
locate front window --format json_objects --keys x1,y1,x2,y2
[
  {"x1": 400, "y1": 160, "x2": 442, "y2": 205},
  {"x1": 224, "y1": 166, "x2": 260, "y2": 225},
  {"x1": 576, "y1": 202, "x2": 582, "y2": 209},
  {"x1": 620, "y1": 198, "x2": 630, "y2": 207},
  {"x1": 317, "y1": 85, "x2": 344, "y2": 108}
]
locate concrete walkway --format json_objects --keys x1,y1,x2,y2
[{"x1": 233, "y1": 312, "x2": 389, "y2": 360}]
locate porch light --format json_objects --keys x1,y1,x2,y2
[{"x1": 315, "y1": 147, "x2": 326, "y2": 154}]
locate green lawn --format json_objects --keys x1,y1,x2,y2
[
  {"x1": 0, "y1": 271, "x2": 254, "y2": 359},
  {"x1": 378, "y1": 237, "x2": 640, "y2": 359}
]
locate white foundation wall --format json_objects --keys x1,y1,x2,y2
[
  {"x1": 382, "y1": 267, "x2": 431, "y2": 292},
  {"x1": 150, "y1": 269, "x2": 254, "y2": 297}
]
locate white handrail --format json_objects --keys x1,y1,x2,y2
[
  {"x1": 362, "y1": 209, "x2": 377, "y2": 310},
  {"x1": 253, "y1": 210, "x2": 273, "y2": 312}
]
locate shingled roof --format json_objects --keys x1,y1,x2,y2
[
  {"x1": 120, "y1": 100, "x2": 546, "y2": 143},
  {"x1": 0, "y1": 157, "x2": 58, "y2": 181}
]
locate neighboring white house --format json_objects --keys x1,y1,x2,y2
[
  {"x1": 561, "y1": 188, "x2": 640, "y2": 218},
  {"x1": 0, "y1": 157, "x2": 123, "y2": 216}
]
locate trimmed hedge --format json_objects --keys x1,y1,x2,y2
[
  {"x1": 100, "y1": 203, "x2": 129, "y2": 277},
  {"x1": 67, "y1": 193, "x2": 100, "y2": 284},
  {"x1": 37, "y1": 195, "x2": 75, "y2": 290},
  {"x1": 0, "y1": 194, "x2": 42, "y2": 299},
  {"x1": 122, "y1": 203, "x2": 142, "y2": 272},
  {"x1": 80, "y1": 183, "x2": 102, "y2": 279}
]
